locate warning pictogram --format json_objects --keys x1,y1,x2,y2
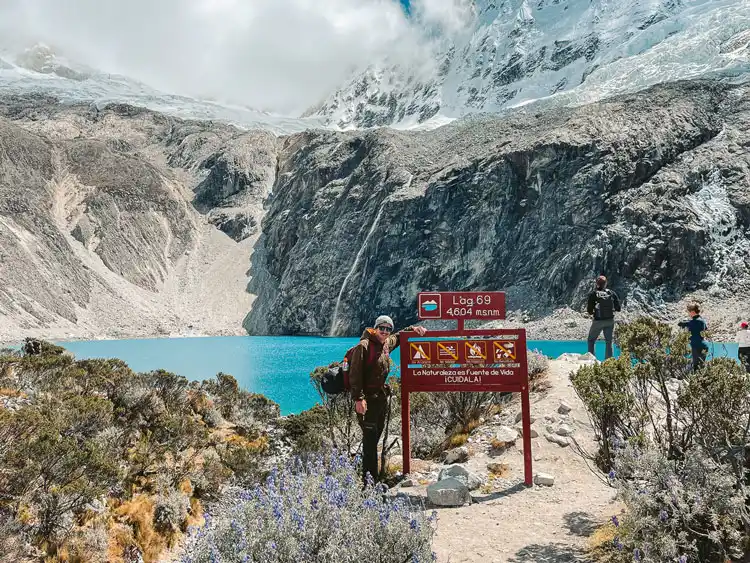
[
  {"x1": 465, "y1": 341, "x2": 487, "y2": 363},
  {"x1": 410, "y1": 342, "x2": 431, "y2": 363},
  {"x1": 493, "y1": 341, "x2": 516, "y2": 361},
  {"x1": 437, "y1": 342, "x2": 459, "y2": 363}
]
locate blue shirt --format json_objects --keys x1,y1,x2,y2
[{"x1": 678, "y1": 315, "x2": 707, "y2": 348}]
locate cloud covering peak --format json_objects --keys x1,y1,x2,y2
[{"x1": 0, "y1": 0, "x2": 467, "y2": 114}]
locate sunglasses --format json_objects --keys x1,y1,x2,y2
[{"x1": 376, "y1": 325, "x2": 393, "y2": 333}]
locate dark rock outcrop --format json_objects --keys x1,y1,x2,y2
[{"x1": 245, "y1": 81, "x2": 750, "y2": 335}]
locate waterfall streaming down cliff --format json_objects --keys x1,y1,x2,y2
[{"x1": 329, "y1": 204, "x2": 387, "y2": 337}]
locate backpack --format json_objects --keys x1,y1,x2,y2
[
  {"x1": 321, "y1": 340, "x2": 378, "y2": 396},
  {"x1": 593, "y1": 289, "x2": 615, "y2": 320}
]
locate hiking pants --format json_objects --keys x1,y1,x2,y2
[
  {"x1": 740, "y1": 348, "x2": 750, "y2": 373},
  {"x1": 691, "y1": 345, "x2": 708, "y2": 372},
  {"x1": 357, "y1": 394, "x2": 387, "y2": 485},
  {"x1": 588, "y1": 318, "x2": 615, "y2": 359}
]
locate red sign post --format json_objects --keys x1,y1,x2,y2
[{"x1": 401, "y1": 292, "x2": 533, "y2": 486}]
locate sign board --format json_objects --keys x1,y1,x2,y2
[
  {"x1": 399, "y1": 291, "x2": 532, "y2": 486},
  {"x1": 400, "y1": 329, "x2": 527, "y2": 392},
  {"x1": 417, "y1": 291, "x2": 506, "y2": 320}
]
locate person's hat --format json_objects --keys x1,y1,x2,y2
[
  {"x1": 374, "y1": 315, "x2": 394, "y2": 329},
  {"x1": 742, "y1": 321, "x2": 748, "y2": 329}
]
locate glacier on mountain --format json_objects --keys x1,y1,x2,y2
[
  {"x1": 0, "y1": 44, "x2": 324, "y2": 135},
  {"x1": 308, "y1": 0, "x2": 750, "y2": 129}
]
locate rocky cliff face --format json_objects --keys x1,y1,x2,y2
[
  {"x1": 2, "y1": 80, "x2": 749, "y2": 341},
  {"x1": 0, "y1": 95, "x2": 276, "y2": 340},
  {"x1": 246, "y1": 80, "x2": 750, "y2": 336}
]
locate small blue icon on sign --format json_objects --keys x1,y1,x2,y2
[{"x1": 421, "y1": 299, "x2": 438, "y2": 312}]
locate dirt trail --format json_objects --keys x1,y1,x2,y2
[{"x1": 398, "y1": 357, "x2": 619, "y2": 563}]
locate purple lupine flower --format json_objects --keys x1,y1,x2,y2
[
  {"x1": 634, "y1": 548, "x2": 642, "y2": 561},
  {"x1": 613, "y1": 537, "x2": 623, "y2": 551},
  {"x1": 659, "y1": 509, "x2": 668, "y2": 522},
  {"x1": 679, "y1": 556, "x2": 687, "y2": 563},
  {"x1": 611, "y1": 515, "x2": 620, "y2": 527},
  {"x1": 410, "y1": 518, "x2": 419, "y2": 530},
  {"x1": 608, "y1": 469, "x2": 616, "y2": 480}
]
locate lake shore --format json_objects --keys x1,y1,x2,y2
[{"x1": 2, "y1": 297, "x2": 744, "y2": 347}]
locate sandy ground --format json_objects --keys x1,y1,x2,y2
[{"x1": 391, "y1": 356, "x2": 620, "y2": 563}]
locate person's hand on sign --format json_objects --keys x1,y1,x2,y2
[
  {"x1": 355, "y1": 398, "x2": 367, "y2": 415},
  {"x1": 413, "y1": 326, "x2": 427, "y2": 336}
]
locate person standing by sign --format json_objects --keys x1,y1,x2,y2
[
  {"x1": 350, "y1": 314, "x2": 426, "y2": 485},
  {"x1": 586, "y1": 275, "x2": 621, "y2": 359},
  {"x1": 678, "y1": 303, "x2": 709, "y2": 372}
]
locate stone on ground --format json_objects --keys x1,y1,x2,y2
[
  {"x1": 427, "y1": 478, "x2": 471, "y2": 506},
  {"x1": 534, "y1": 472, "x2": 555, "y2": 486},
  {"x1": 438, "y1": 465, "x2": 483, "y2": 491},
  {"x1": 443, "y1": 446, "x2": 470, "y2": 464}
]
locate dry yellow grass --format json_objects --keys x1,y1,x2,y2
[
  {"x1": 449, "y1": 433, "x2": 469, "y2": 447},
  {"x1": 112, "y1": 494, "x2": 175, "y2": 563},
  {"x1": 0, "y1": 387, "x2": 24, "y2": 397}
]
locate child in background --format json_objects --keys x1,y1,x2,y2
[
  {"x1": 737, "y1": 322, "x2": 750, "y2": 373},
  {"x1": 678, "y1": 303, "x2": 708, "y2": 372}
]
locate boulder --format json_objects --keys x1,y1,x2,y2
[
  {"x1": 557, "y1": 424, "x2": 574, "y2": 437},
  {"x1": 534, "y1": 472, "x2": 555, "y2": 486},
  {"x1": 438, "y1": 464, "x2": 483, "y2": 491},
  {"x1": 400, "y1": 479, "x2": 414, "y2": 488},
  {"x1": 493, "y1": 426, "x2": 518, "y2": 445},
  {"x1": 443, "y1": 446, "x2": 469, "y2": 464},
  {"x1": 545, "y1": 433, "x2": 570, "y2": 447},
  {"x1": 558, "y1": 402, "x2": 573, "y2": 415},
  {"x1": 427, "y1": 478, "x2": 470, "y2": 506}
]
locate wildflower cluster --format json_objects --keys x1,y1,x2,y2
[{"x1": 181, "y1": 451, "x2": 436, "y2": 563}]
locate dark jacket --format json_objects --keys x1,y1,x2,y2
[
  {"x1": 678, "y1": 315, "x2": 708, "y2": 349},
  {"x1": 587, "y1": 288, "x2": 621, "y2": 320},
  {"x1": 349, "y1": 327, "x2": 409, "y2": 401}
]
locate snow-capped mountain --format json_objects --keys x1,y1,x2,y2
[
  {"x1": 307, "y1": 0, "x2": 750, "y2": 129},
  {"x1": 0, "y1": 44, "x2": 324, "y2": 134}
]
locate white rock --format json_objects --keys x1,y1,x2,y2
[
  {"x1": 534, "y1": 472, "x2": 555, "y2": 486},
  {"x1": 558, "y1": 402, "x2": 573, "y2": 415},
  {"x1": 438, "y1": 465, "x2": 484, "y2": 491},
  {"x1": 545, "y1": 433, "x2": 570, "y2": 447},
  {"x1": 564, "y1": 319, "x2": 577, "y2": 328},
  {"x1": 494, "y1": 426, "x2": 518, "y2": 444},
  {"x1": 427, "y1": 478, "x2": 471, "y2": 506},
  {"x1": 557, "y1": 424, "x2": 574, "y2": 437}
]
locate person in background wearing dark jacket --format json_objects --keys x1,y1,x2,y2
[
  {"x1": 349, "y1": 315, "x2": 427, "y2": 485},
  {"x1": 587, "y1": 275, "x2": 621, "y2": 359},
  {"x1": 678, "y1": 303, "x2": 708, "y2": 372}
]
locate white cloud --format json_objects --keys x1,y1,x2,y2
[
  {"x1": 0, "y1": 0, "x2": 425, "y2": 114},
  {"x1": 411, "y1": 0, "x2": 475, "y2": 35}
]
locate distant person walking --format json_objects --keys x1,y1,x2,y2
[
  {"x1": 678, "y1": 303, "x2": 708, "y2": 372},
  {"x1": 350, "y1": 315, "x2": 426, "y2": 485},
  {"x1": 587, "y1": 275, "x2": 621, "y2": 359},
  {"x1": 737, "y1": 321, "x2": 750, "y2": 372}
]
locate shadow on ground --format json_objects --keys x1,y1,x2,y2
[
  {"x1": 391, "y1": 481, "x2": 529, "y2": 508},
  {"x1": 563, "y1": 511, "x2": 599, "y2": 537},
  {"x1": 507, "y1": 543, "x2": 588, "y2": 562}
]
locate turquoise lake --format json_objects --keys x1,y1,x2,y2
[{"x1": 47, "y1": 337, "x2": 742, "y2": 415}]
